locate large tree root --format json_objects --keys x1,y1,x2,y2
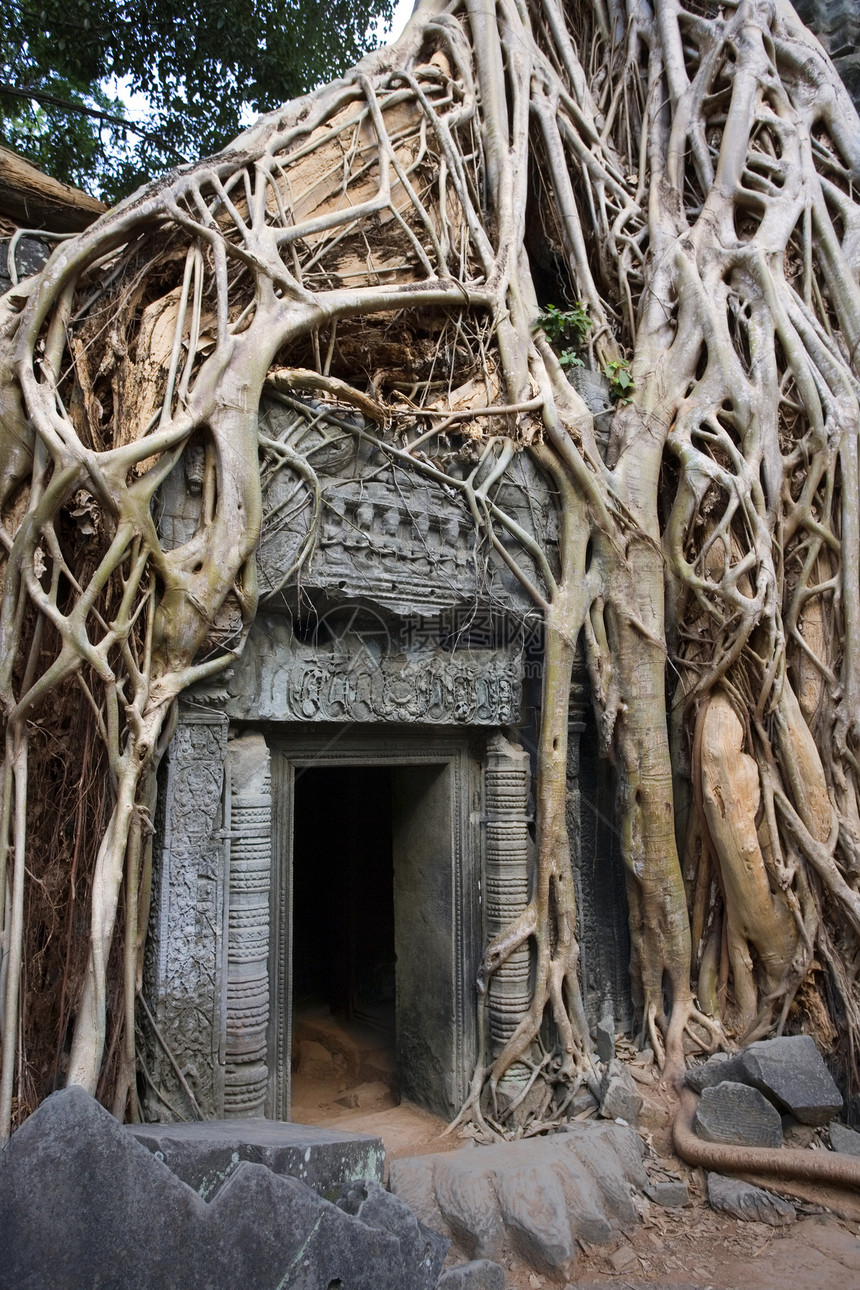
[{"x1": 673, "y1": 1088, "x2": 860, "y2": 1190}]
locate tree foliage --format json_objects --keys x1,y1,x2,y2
[
  {"x1": 0, "y1": 0, "x2": 395, "y2": 201},
  {"x1": 1, "y1": 0, "x2": 860, "y2": 1192}
]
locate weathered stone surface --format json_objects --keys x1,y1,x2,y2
[
  {"x1": 645, "y1": 1180, "x2": 689, "y2": 1208},
  {"x1": 599, "y1": 1058, "x2": 642, "y2": 1125},
  {"x1": 435, "y1": 1156, "x2": 506, "y2": 1259},
  {"x1": 389, "y1": 1121, "x2": 646, "y2": 1274},
  {"x1": 722, "y1": 1036, "x2": 843, "y2": 1126},
  {"x1": 337, "y1": 1179, "x2": 448, "y2": 1289},
  {"x1": 830, "y1": 1121, "x2": 860, "y2": 1156},
  {"x1": 128, "y1": 1116, "x2": 385, "y2": 1201},
  {"x1": 568, "y1": 1087, "x2": 599, "y2": 1116},
  {"x1": 685, "y1": 1051, "x2": 731, "y2": 1094},
  {"x1": 436, "y1": 1259, "x2": 506, "y2": 1289},
  {"x1": 693, "y1": 1081, "x2": 783, "y2": 1148},
  {"x1": 2, "y1": 1088, "x2": 438, "y2": 1290},
  {"x1": 496, "y1": 1162, "x2": 577, "y2": 1272},
  {"x1": 706, "y1": 1172, "x2": 796, "y2": 1226},
  {"x1": 596, "y1": 1015, "x2": 616, "y2": 1064}
]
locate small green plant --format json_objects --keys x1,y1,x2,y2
[
  {"x1": 537, "y1": 302, "x2": 591, "y2": 369},
  {"x1": 603, "y1": 358, "x2": 634, "y2": 403}
]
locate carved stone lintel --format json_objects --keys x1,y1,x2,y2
[
  {"x1": 224, "y1": 734, "x2": 271, "y2": 1118},
  {"x1": 483, "y1": 733, "x2": 532, "y2": 1088},
  {"x1": 220, "y1": 616, "x2": 522, "y2": 727}
]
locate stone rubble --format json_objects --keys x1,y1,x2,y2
[
  {"x1": 701, "y1": 1035, "x2": 843, "y2": 1126},
  {"x1": 599, "y1": 1058, "x2": 643, "y2": 1126},
  {"x1": 706, "y1": 1172, "x2": 796, "y2": 1226}
]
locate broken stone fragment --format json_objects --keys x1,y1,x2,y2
[
  {"x1": 595, "y1": 1015, "x2": 615, "y2": 1064},
  {"x1": 599, "y1": 1059, "x2": 643, "y2": 1125},
  {"x1": 719, "y1": 1035, "x2": 843, "y2": 1126},
  {"x1": 567, "y1": 1087, "x2": 599, "y2": 1117},
  {"x1": 829, "y1": 1121, "x2": 860, "y2": 1156},
  {"x1": 644, "y1": 1179, "x2": 689, "y2": 1207},
  {"x1": 706, "y1": 1172, "x2": 796, "y2": 1225},
  {"x1": 693, "y1": 1081, "x2": 784, "y2": 1148},
  {"x1": 685, "y1": 1050, "x2": 731, "y2": 1093}
]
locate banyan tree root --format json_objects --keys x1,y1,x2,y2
[
  {"x1": 674, "y1": 1088, "x2": 860, "y2": 1191},
  {"x1": 2, "y1": 0, "x2": 860, "y2": 1138}
]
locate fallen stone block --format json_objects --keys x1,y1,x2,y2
[
  {"x1": 436, "y1": 1260, "x2": 506, "y2": 1289},
  {"x1": 720, "y1": 1035, "x2": 842, "y2": 1126},
  {"x1": 645, "y1": 1179, "x2": 689, "y2": 1207},
  {"x1": 599, "y1": 1059, "x2": 643, "y2": 1125},
  {"x1": 706, "y1": 1172, "x2": 795, "y2": 1226},
  {"x1": 0, "y1": 1086, "x2": 441, "y2": 1290},
  {"x1": 595, "y1": 1015, "x2": 615, "y2": 1064},
  {"x1": 830, "y1": 1121, "x2": 860, "y2": 1156},
  {"x1": 693, "y1": 1081, "x2": 783, "y2": 1148},
  {"x1": 685, "y1": 1051, "x2": 731, "y2": 1093},
  {"x1": 128, "y1": 1114, "x2": 385, "y2": 1201},
  {"x1": 334, "y1": 1080, "x2": 395, "y2": 1111},
  {"x1": 567, "y1": 1087, "x2": 598, "y2": 1117}
]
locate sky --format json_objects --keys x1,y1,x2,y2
[
  {"x1": 381, "y1": 0, "x2": 416, "y2": 43},
  {"x1": 113, "y1": 0, "x2": 417, "y2": 138}
]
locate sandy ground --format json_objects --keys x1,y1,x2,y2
[{"x1": 289, "y1": 1014, "x2": 860, "y2": 1290}]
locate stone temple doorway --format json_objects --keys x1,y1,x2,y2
[
  {"x1": 292, "y1": 766, "x2": 397, "y2": 1037},
  {"x1": 268, "y1": 730, "x2": 482, "y2": 1123}
]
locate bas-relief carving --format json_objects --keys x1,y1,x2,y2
[
  {"x1": 255, "y1": 402, "x2": 558, "y2": 616},
  {"x1": 146, "y1": 712, "x2": 228, "y2": 1120},
  {"x1": 217, "y1": 616, "x2": 522, "y2": 726}
]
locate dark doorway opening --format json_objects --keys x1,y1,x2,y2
[{"x1": 292, "y1": 765, "x2": 396, "y2": 1033}]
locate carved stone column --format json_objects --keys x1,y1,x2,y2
[
  {"x1": 144, "y1": 707, "x2": 228, "y2": 1120},
  {"x1": 483, "y1": 733, "x2": 531, "y2": 1088},
  {"x1": 224, "y1": 734, "x2": 271, "y2": 1117}
]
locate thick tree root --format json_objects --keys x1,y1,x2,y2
[{"x1": 673, "y1": 1088, "x2": 860, "y2": 1190}]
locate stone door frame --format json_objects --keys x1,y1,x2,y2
[{"x1": 267, "y1": 725, "x2": 484, "y2": 1121}]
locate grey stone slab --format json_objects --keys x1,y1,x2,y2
[
  {"x1": 0, "y1": 1088, "x2": 439, "y2": 1290},
  {"x1": 645, "y1": 1179, "x2": 689, "y2": 1208},
  {"x1": 599, "y1": 1058, "x2": 642, "y2": 1125},
  {"x1": 706, "y1": 1172, "x2": 796, "y2": 1226},
  {"x1": 830, "y1": 1121, "x2": 860, "y2": 1156},
  {"x1": 685, "y1": 1051, "x2": 731, "y2": 1093},
  {"x1": 567, "y1": 1087, "x2": 599, "y2": 1116},
  {"x1": 596, "y1": 1016, "x2": 615, "y2": 1063},
  {"x1": 722, "y1": 1036, "x2": 843, "y2": 1126},
  {"x1": 495, "y1": 1161, "x2": 576, "y2": 1273},
  {"x1": 693, "y1": 1081, "x2": 783, "y2": 1148},
  {"x1": 436, "y1": 1260, "x2": 506, "y2": 1290},
  {"x1": 128, "y1": 1116, "x2": 385, "y2": 1200}
]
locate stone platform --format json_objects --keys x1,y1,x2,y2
[{"x1": 128, "y1": 1117, "x2": 385, "y2": 1201}]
